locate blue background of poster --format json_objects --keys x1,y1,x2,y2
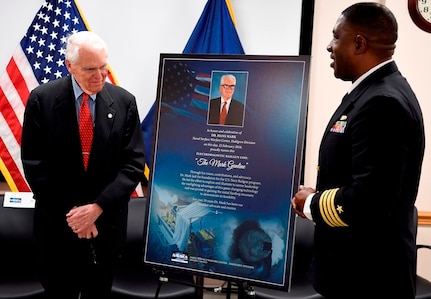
[{"x1": 144, "y1": 54, "x2": 310, "y2": 289}]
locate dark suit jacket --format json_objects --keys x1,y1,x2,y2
[
  {"x1": 21, "y1": 76, "x2": 145, "y2": 256},
  {"x1": 208, "y1": 97, "x2": 245, "y2": 126},
  {"x1": 309, "y1": 62, "x2": 425, "y2": 298}
]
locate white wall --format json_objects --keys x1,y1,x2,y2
[{"x1": 0, "y1": 0, "x2": 302, "y2": 120}]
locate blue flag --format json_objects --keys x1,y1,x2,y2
[
  {"x1": 183, "y1": 0, "x2": 245, "y2": 54},
  {"x1": 141, "y1": 0, "x2": 245, "y2": 180}
]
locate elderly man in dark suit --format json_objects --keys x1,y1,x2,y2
[
  {"x1": 21, "y1": 31, "x2": 145, "y2": 299},
  {"x1": 208, "y1": 73, "x2": 245, "y2": 126},
  {"x1": 291, "y1": 3, "x2": 425, "y2": 299}
]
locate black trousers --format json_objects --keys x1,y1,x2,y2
[{"x1": 37, "y1": 237, "x2": 115, "y2": 299}]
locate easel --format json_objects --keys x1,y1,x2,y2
[
  {"x1": 153, "y1": 269, "x2": 256, "y2": 299},
  {"x1": 227, "y1": 281, "x2": 256, "y2": 299},
  {"x1": 152, "y1": 269, "x2": 201, "y2": 299},
  {"x1": 202, "y1": 280, "x2": 256, "y2": 298}
]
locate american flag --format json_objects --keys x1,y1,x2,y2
[{"x1": 0, "y1": 0, "x2": 118, "y2": 192}]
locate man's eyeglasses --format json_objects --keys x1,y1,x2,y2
[
  {"x1": 81, "y1": 65, "x2": 108, "y2": 74},
  {"x1": 221, "y1": 84, "x2": 235, "y2": 90}
]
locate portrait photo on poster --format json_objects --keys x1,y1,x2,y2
[{"x1": 207, "y1": 71, "x2": 248, "y2": 127}]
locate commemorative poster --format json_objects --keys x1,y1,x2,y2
[{"x1": 143, "y1": 54, "x2": 310, "y2": 290}]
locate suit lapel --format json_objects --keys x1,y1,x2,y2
[
  {"x1": 53, "y1": 77, "x2": 80, "y2": 139},
  {"x1": 321, "y1": 62, "x2": 399, "y2": 141},
  {"x1": 93, "y1": 85, "x2": 116, "y2": 151}
]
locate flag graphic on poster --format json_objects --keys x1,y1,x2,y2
[
  {"x1": 0, "y1": 0, "x2": 121, "y2": 193},
  {"x1": 141, "y1": 0, "x2": 245, "y2": 179},
  {"x1": 159, "y1": 62, "x2": 211, "y2": 122}
]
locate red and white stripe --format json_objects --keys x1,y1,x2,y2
[{"x1": 0, "y1": 46, "x2": 38, "y2": 192}]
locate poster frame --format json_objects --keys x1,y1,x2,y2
[{"x1": 143, "y1": 53, "x2": 310, "y2": 291}]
